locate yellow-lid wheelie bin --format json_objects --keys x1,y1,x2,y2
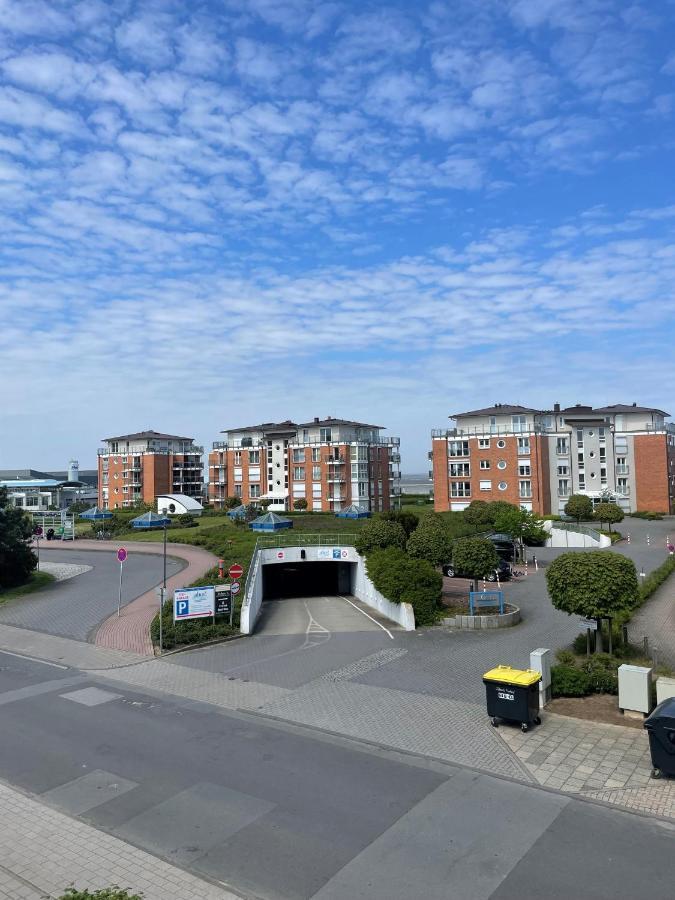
[{"x1": 483, "y1": 666, "x2": 541, "y2": 732}]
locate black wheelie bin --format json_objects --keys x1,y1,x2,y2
[
  {"x1": 644, "y1": 697, "x2": 675, "y2": 778},
  {"x1": 483, "y1": 665, "x2": 542, "y2": 732}
]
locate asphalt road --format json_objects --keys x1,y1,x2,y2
[
  {"x1": 0, "y1": 549, "x2": 185, "y2": 641},
  {"x1": 2, "y1": 650, "x2": 675, "y2": 900}
]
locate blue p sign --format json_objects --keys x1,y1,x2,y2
[{"x1": 176, "y1": 599, "x2": 189, "y2": 618}]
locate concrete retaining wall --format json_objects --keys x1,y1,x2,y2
[
  {"x1": 444, "y1": 606, "x2": 521, "y2": 630},
  {"x1": 239, "y1": 545, "x2": 416, "y2": 634},
  {"x1": 544, "y1": 521, "x2": 611, "y2": 549}
]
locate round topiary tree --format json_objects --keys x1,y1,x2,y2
[
  {"x1": 564, "y1": 494, "x2": 594, "y2": 523},
  {"x1": 354, "y1": 518, "x2": 407, "y2": 554},
  {"x1": 380, "y1": 510, "x2": 419, "y2": 537},
  {"x1": 462, "y1": 500, "x2": 493, "y2": 528},
  {"x1": 293, "y1": 498, "x2": 308, "y2": 510},
  {"x1": 593, "y1": 502, "x2": 624, "y2": 533},
  {"x1": 545, "y1": 550, "x2": 639, "y2": 652},
  {"x1": 406, "y1": 522, "x2": 453, "y2": 568},
  {"x1": 451, "y1": 536, "x2": 500, "y2": 591}
]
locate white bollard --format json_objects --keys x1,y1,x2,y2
[
  {"x1": 627, "y1": 533, "x2": 631, "y2": 544},
  {"x1": 647, "y1": 533, "x2": 650, "y2": 546}
]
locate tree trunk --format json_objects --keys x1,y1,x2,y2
[{"x1": 595, "y1": 618, "x2": 603, "y2": 653}]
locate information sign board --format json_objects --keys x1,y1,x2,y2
[{"x1": 174, "y1": 586, "x2": 215, "y2": 621}]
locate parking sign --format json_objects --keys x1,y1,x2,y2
[{"x1": 174, "y1": 586, "x2": 215, "y2": 621}]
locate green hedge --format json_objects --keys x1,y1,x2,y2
[
  {"x1": 629, "y1": 510, "x2": 665, "y2": 520},
  {"x1": 638, "y1": 554, "x2": 675, "y2": 605},
  {"x1": 365, "y1": 547, "x2": 442, "y2": 625},
  {"x1": 59, "y1": 889, "x2": 142, "y2": 900},
  {"x1": 551, "y1": 665, "x2": 591, "y2": 697}
]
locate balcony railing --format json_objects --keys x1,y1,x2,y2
[
  {"x1": 616, "y1": 486, "x2": 630, "y2": 495},
  {"x1": 616, "y1": 465, "x2": 629, "y2": 475}
]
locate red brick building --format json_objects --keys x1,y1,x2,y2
[
  {"x1": 432, "y1": 403, "x2": 675, "y2": 515},
  {"x1": 98, "y1": 430, "x2": 203, "y2": 510},
  {"x1": 208, "y1": 417, "x2": 400, "y2": 512}
]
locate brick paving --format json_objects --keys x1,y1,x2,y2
[
  {"x1": 629, "y1": 572, "x2": 675, "y2": 667},
  {"x1": 39, "y1": 562, "x2": 92, "y2": 582},
  {"x1": 0, "y1": 781, "x2": 239, "y2": 900}
]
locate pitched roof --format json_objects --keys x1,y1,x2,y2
[
  {"x1": 296, "y1": 417, "x2": 384, "y2": 429},
  {"x1": 450, "y1": 404, "x2": 542, "y2": 419},
  {"x1": 222, "y1": 420, "x2": 299, "y2": 434},
  {"x1": 103, "y1": 430, "x2": 195, "y2": 442},
  {"x1": 593, "y1": 404, "x2": 670, "y2": 417}
]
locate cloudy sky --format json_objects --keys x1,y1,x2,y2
[{"x1": 1, "y1": 0, "x2": 674, "y2": 473}]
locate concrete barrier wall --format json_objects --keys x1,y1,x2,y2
[
  {"x1": 544, "y1": 521, "x2": 611, "y2": 549},
  {"x1": 239, "y1": 545, "x2": 415, "y2": 633}
]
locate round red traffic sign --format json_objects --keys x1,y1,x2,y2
[
  {"x1": 117, "y1": 548, "x2": 128, "y2": 563},
  {"x1": 228, "y1": 564, "x2": 243, "y2": 579},
  {"x1": 231, "y1": 581, "x2": 241, "y2": 595}
]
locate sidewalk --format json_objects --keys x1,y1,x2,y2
[
  {"x1": 629, "y1": 571, "x2": 675, "y2": 667},
  {"x1": 0, "y1": 781, "x2": 242, "y2": 900},
  {"x1": 42, "y1": 541, "x2": 218, "y2": 656}
]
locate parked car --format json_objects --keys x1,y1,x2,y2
[{"x1": 442, "y1": 558, "x2": 512, "y2": 581}]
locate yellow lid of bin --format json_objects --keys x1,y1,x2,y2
[{"x1": 483, "y1": 665, "x2": 541, "y2": 686}]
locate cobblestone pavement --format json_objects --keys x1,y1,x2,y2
[
  {"x1": 0, "y1": 780, "x2": 240, "y2": 900},
  {"x1": 498, "y1": 713, "x2": 675, "y2": 820},
  {"x1": 39, "y1": 562, "x2": 92, "y2": 581}
]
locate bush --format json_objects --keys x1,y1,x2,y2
[
  {"x1": 355, "y1": 519, "x2": 407, "y2": 554},
  {"x1": 177, "y1": 513, "x2": 196, "y2": 527},
  {"x1": 551, "y1": 665, "x2": 591, "y2": 697},
  {"x1": 555, "y1": 649, "x2": 577, "y2": 666},
  {"x1": 630, "y1": 510, "x2": 665, "y2": 520},
  {"x1": 639, "y1": 554, "x2": 675, "y2": 605},
  {"x1": 579, "y1": 655, "x2": 619, "y2": 694},
  {"x1": 59, "y1": 889, "x2": 142, "y2": 900},
  {"x1": 380, "y1": 510, "x2": 419, "y2": 537},
  {"x1": 406, "y1": 522, "x2": 453, "y2": 567},
  {"x1": 365, "y1": 547, "x2": 442, "y2": 625},
  {"x1": 150, "y1": 597, "x2": 239, "y2": 651},
  {"x1": 451, "y1": 537, "x2": 499, "y2": 586},
  {"x1": 293, "y1": 498, "x2": 308, "y2": 510}
]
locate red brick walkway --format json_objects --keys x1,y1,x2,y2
[{"x1": 41, "y1": 540, "x2": 219, "y2": 656}]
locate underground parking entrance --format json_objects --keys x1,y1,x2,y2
[{"x1": 262, "y1": 560, "x2": 353, "y2": 600}]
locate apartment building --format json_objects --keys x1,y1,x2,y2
[
  {"x1": 97, "y1": 430, "x2": 204, "y2": 509},
  {"x1": 208, "y1": 417, "x2": 401, "y2": 512},
  {"x1": 431, "y1": 403, "x2": 675, "y2": 515}
]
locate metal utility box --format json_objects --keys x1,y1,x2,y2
[
  {"x1": 644, "y1": 698, "x2": 675, "y2": 778},
  {"x1": 618, "y1": 664, "x2": 652, "y2": 715},
  {"x1": 483, "y1": 666, "x2": 542, "y2": 732},
  {"x1": 656, "y1": 677, "x2": 675, "y2": 706},
  {"x1": 530, "y1": 648, "x2": 552, "y2": 708}
]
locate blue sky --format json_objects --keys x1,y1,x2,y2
[{"x1": 1, "y1": 0, "x2": 675, "y2": 473}]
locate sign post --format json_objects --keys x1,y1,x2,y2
[
  {"x1": 228, "y1": 563, "x2": 243, "y2": 580},
  {"x1": 116, "y1": 547, "x2": 127, "y2": 617},
  {"x1": 228, "y1": 564, "x2": 243, "y2": 628},
  {"x1": 33, "y1": 525, "x2": 43, "y2": 571}
]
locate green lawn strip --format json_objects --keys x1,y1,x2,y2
[{"x1": 0, "y1": 571, "x2": 56, "y2": 603}]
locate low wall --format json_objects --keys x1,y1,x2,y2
[
  {"x1": 239, "y1": 544, "x2": 415, "y2": 633},
  {"x1": 544, "y1": 521, "x2": 611, "y2": 549},
  {"x1": 444, "y1": 606, "x2": 521, "y2": 630}
]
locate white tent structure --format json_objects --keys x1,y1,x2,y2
[{"x1": 157, "y1": 494, "x2": 204, "y2": 516}]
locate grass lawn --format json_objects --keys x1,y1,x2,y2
[{"x1": 0, "y1": 571, "x2": 56, "y2": 604}]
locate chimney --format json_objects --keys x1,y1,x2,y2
[
  {"x1": 554, "y1": 403, "x2": 560, "y2": 413},
  {"x1": 314, "y1": 417, "x2": 319, "y2": 423},
  {"x1": 632, "y1": 402, "x2": 637, "y2": 407}
]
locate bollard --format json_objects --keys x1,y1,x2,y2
[
  {"x1": 647, "y1": 533, "x2": 650, "y2": 546},
  {"x1": 533, "y1": 554, "x2": 538, "y2": 572},
  {"x1": 627, "y1": 533, "x2": 631, "y2": 544},
  {"x1": 218, "y1": 558, "x2": 224, "y2": 578}
]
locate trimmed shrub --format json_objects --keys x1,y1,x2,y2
[
  {"x1": 406, "y1": 523, "x2": 453, "y2": 567},
  {"x1": 365, "y1": 547, "x2": 442, "y2": 625},
  {"x1": 293, "y1": 498, "x2": 308, "y2": 510},
  {"x1": 551, "y1": 665, "x2": 591, "y2": 697},
  {"x1": 380, "y1": 510, "x2": 419, "y2": 537},
  {"x1": 629, "y1": 510, "x2": 664, "y2": 520},
  {"x1": 355, "y1": 519, "x2": 407, "y2": 554},
  {"x1": 579, "y1": 655, "x2": 619, "y2": 694},
  {"x1": 555, "y1": 648, "x2": 577, "y2": 666}
]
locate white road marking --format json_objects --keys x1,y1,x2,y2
[
  {"x1": 337, "y1": 596, "x2": 394, "y2": 640},
  {"x1": 0, "y1": 649, "x2": 69, "y2": 670}
]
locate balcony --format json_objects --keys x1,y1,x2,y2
[
  {"x1": 616, "y1": 486, "x2": 631, "y2": 496},
  {"x1": 616, "y1": 465, "x2": 629, "y2": 475},
  {"x1": 558, "y1": 490, "x2": 571, "y2": 497},
  {"x1": 327, "y1": 476, "x2": 346, "y2": 484},
  {"x1": 327, "y1": 457, "x2": 345, "y2": 464}
]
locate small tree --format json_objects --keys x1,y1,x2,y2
[
  {"x1": 564, "y1": 494, "x2": 594, "y2": 523},
  {"x1": 406, "y1": 522, "x2": 453, "y2": 567},
  {"x1": 491, "y1": 505, "x2": 547, "y2": 547},
  {"x1": 223, "y1": 496, "x2": 241, "y2": 510},
  {"x1": 260, "y1": 499, "x2": 273, "y2": 510},
  {"x1": 594, "y1": 502, "x2": 624, "y2": 533},
  {"x1": 451, "y1": 537, "x2": 500, "y2": 591},
  {"x1": 355, "y1": 519, "x2": 407, "y2": 554},
  {"x1": 380, "y1": 510, "x2": 419, "y2": 537},
  {"x1": 462, "y1": 500, "x2": 493, "y2": 528},
  {"x1": 293, "y1": 498, "x2": 308, "y2": 511},
  {"x1": 0, "y1": 487, "x2": 37, "y2": 589},
  {"x1": 545, "y1": 551, "x2": 639, "y2": 652}
]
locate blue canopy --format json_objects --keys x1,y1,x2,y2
[
  {"x1": 227, "y1": 505, "x2": 250, "y2": 519},
  {"x1": 335, "y1": 504, "x2": 371, "y2": 519},
  {"x1": 80, "y1": 505, "x2": 113, "y2": 520},
  {"x1": 130, "y1": 511, "x2": 172, "y2": 529},
  {"x1": 250, "y1": 511, "x2": 293, "y2": 532}
]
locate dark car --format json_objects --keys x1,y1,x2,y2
[{"x1": 442, "y1": 558, "x2": 512, "y2": 581}]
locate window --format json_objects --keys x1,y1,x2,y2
[
  {"x1": 518, "y1": 463, "x2": 531, "y2": 476},
  {"x1": 497, "y1": 460, "x2": 507, "y2": 470},
  {"x1": 234, "y1": 467, "x2": 242, "y2": 482},
  {"x1": 312, "y1": 465, "x2": 321, "y2": 480},
  {"x1": 479, "y1": 459, "x2": 490, "y2": 470},
  {"x1": 312, "y1": 448, "x2": 321, "y2": 462},
  {"x1": 617, "y1": 477, "x2": 629, "y2": 494},
  {"x1": 558, "y1": 479, "x2": 570, "y2": 496},
  {"x1": 556, "y1": 437, "x2": 569, "y2": 455},
  {"x1": 479, "y1": 480, "x2": 492, "y2": 491},
  {"x1": 292, "y1": 449, "x2": 305, "y2": 463},
  {"x1": 234, "y1": 484, "x2": 242, "y2": 497},
  {"x1": 489, "y1": 416, "x2": 497, "y2": 434},
  {"x1": 234, "y1": 450, "x2": 242, "y2": 465},
  {"x1": 25, "y1": 496, "x2": 38, "y2": 506},
  {"x1": 576, "y1": 429, "x2": 584, "y2": 448},
  {"x1": 517, "y1": 437, "x2": 530, "y2": 455},
  {"x1": 598, "y1": 427, "x2": 606, "y2": 442},
  {"x1": 599, "y1": 447, "x2": 606, "y2": 462},
  {"x1": 249, "y1": 467, "x2": 260, "y2": 481},
  {"x1": 512, "y1": 415, "x2": 526, "y2": 432},
  {"x1": 498, "y1": 481, "x2": 508, "y2": 491},
  {"x1": 450, "y1": 482, "x2": 471, "y2": 497},
  {"x1": 519, "y1": 480, "x2": 532, "y2": 498},
  {"x1": 616, "y1": 456, "x2": 627, "y2": 474},
  {"x1": 320, "y1": 428, "x2": 332, "y2": 442},
  {"x1": 578, "y1": 474, "x2": 585, "y2": 488},
  {"x1": 448, "y1": 440, "x2": 470, "y2": 457},
  {"x1": 449, "y1": 462, "x2": 470, "y2": 477},
  {"x1": 478, "y1": 438, "x2": 490, "y2": 449},
  {"x1": 249, "y1": 484, "x2": 261, "y2": 498},
  {"x1": 577, "y1": 452, "x2": 584, "y2": 466},
  {"x1": 600, "y1": 466, "x2": 607, "y2": 485},
  {"x1": 249, "y1": 450, "x2": 260, "y2": 464},
  {"x1": 557, "y1": 464, "x2": 568, "y2": 476},
  {"x1": 293, "y1": 467, "x2": 305, "y2": 481},
  {"x1": 497, "y1": 439, "x2": 506, "y2": 448}
]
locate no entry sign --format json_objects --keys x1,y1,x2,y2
[
  {"x1": 117, "y1": 548, "x2": 128, "y2": 563},
  {"x1": 228, "y1": 563, "x2": 244, "y2": 579}
]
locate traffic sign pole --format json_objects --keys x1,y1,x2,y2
[{"x1": 116, "y1": 548, "x2": 127, "y2": 617}]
